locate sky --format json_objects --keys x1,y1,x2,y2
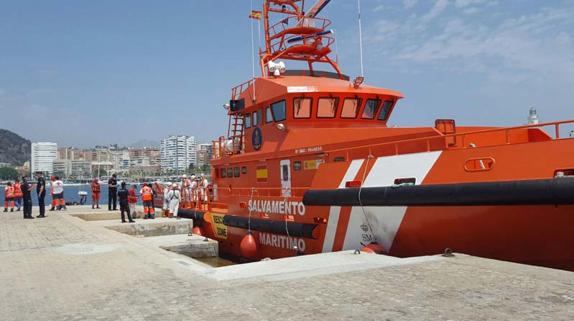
[{"x1": 0, "y1": 0, "x2": 573, "y2": 147}]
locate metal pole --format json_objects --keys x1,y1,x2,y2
[{"x1": 357, "y1": 0, "x2": 364, "y2": 77}]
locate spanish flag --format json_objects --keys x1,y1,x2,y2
[{"x1": 249, "y1": 10, "x2": 262, "y2": 20}]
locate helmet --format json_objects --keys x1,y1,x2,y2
[{"x1": 182, "y1": 174, "x2": 187, "y2": 178}]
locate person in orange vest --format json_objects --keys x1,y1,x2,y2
[
  {"x1": 91, "y1": 178, "x2": 101, "y2": 209},
  {"x1": 128, "y1": 184, "x2": 138, "y2": 218},
  {"x1": 13, "y1": 178, "x2": 23, "y2": 211},
  {"x1": 3, "y1": 182, "x2": 15, "y2": 212},
  {"x1": 140, "y1": 183, "x2": 155, "y2": 219}
]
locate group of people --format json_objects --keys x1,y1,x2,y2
[
  {"x1": 4, "y1": 172, "x2": 210, "y2": 223},
  {"x1": 180, "y1": 174, "x2": 209, "y2": 209},
  {"x1": 2, "y1": 172, "x2": 48, "y2": 219}
]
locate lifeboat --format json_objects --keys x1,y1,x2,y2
[{"x1": 175, "y1": 0, "x2": 574, "y2": 271}]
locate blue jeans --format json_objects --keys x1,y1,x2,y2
[{"x1": 14, "y1": 197, "x2": 22, "y2": 209}]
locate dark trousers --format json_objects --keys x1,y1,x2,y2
[
  {"x1": 120, "y1": 203, "x2": 133, "y2": 222},
  {"x1": 108, "y1": 189, "x2": 117, "y2": 210},
  {"x1": 23, "y1": 198, "x2": 32, "y2": 218},
  {"x1": 38, "y1": 192, "x2": 45, "y2": 216}
]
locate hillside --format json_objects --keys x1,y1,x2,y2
[{"x1": 0, "y1": 129, "x2": 31, "y2": 166}]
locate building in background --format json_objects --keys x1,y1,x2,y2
[
  {"x1": 196, "y1": 143, "x2": 213, "y2": 170},
  {"x1": 160, "y1": 135, "x2": 196, "y2": 173},
  {"x1": 31, "y1": 142, "x2": 57, "y2": 175}
]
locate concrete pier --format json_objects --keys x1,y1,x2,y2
[{"x1": 0, "y1": 205, "x2": 572, "y2": 321}]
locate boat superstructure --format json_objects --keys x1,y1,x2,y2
[{"x1": 178, "y1": 0, "x2": 574, "y2": 270}]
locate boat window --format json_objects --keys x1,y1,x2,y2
[
  {"x1": 293, "y1": 161, "x2": 302, "y2": 171},
  {"x1": 253, "y1": 110, "x2": 261, "y2": 126},
  {"x1": 378, "y1": 100, "x2": 394, "y2": 121},
  {"x1": 341, "y1": 98, "x2": 360, "y2": 118},
  {"x1": 293, "y1": 98, "x2": 312, "y2": 119},
  {"x1": 241, "y1": 166, "x2": 248, "y2": 174},
  {"x1": 317, "y1": 97, "x2": 339, "y2": 118},
  {"x1": 220, "y1": 168, "x2": 226, "y2": 178},
  {"x1": 271, "y1": 100, "x2": 286, "y2": 121},
  {"x1": 226, "y1": 168, "x2": 233, "y2": 178},
  {"x1": 362, "y1": 99, "x2": 380, "y2": 119},
  {"x1": 266, "y1": 106, "x2": 273, "y2": 123},
  {"x1": 234, "y1": 167, "x2": 240, "y2": 177},
  {"x1": 244, "y1": 113, "x2": 252, "y2": 128}
]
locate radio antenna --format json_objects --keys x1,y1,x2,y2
[{"x1": 357, "y1": 0, "x2": 364, "y2": 77}]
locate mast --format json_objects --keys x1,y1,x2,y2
[{"x1": 259, "y1": 0, "x2": 342, "y2": 78}]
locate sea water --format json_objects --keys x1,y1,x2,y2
[{"x1": 0, "y1": 184, "x2": 144, "y2": 207}]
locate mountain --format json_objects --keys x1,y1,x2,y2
[
  {"x1": 0, "y1": 129, "x2": 31, "y2": 166},
  {"x1": 129, "y1": 139, "x2": 160, "y2": 148}
]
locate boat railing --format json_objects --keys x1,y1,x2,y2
[
  {"x1": 267, "y1": 16, "x2": 331, "y2": 41},
  {"x1": 231, "y1": 78, "x2": 254, "y2": 100},
  {"x1": 325, "y1": 119, "x2": 574, "y2": 160}
]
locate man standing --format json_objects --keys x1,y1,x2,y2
[
  {"x1": 108, "y1": 174, "x2": 118, "y2": 211},
  {"x1": 128, "y1": 184, "x2": 138, "y2": 218},
  {"x1": 140, "y1": 183, "x2": 154, "y2": 219},
  {"x1": 117, "y1": 182, "x2": 134, "y2": 223},
  {"x1": 91, "y1": 178, "x2": 101, "y2": 209},
  {"x1": 35, "y1": 172, "x2": 46, "y2": 217},
  {"x1": 52, "y1": 176, "x2": 65, "y2": 210},
  {"x1": 13, "y1": 179, "x2": 23, "y2": 211},
  {"x1": 22, "y1": 176, "x2": 34, "y2": 219},
  {"x1": 3, "y1": 182, "x2": 14, "y2": 212}
]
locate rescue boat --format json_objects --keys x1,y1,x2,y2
[{"x1": 178, "y1": 0, "x2": 574, "y2": 270}]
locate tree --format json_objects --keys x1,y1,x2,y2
[{"x1": 0, "y1": 167, "x2": 19, "y2": 180}]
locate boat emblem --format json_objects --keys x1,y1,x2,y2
[
  {"x1": 252, "y1": 127, "x2": 263, "y2": 150},
  {"x1": 360, "y1": 224, "x2": 369, "y2": 232}
]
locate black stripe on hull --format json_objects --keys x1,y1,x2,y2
[
  {"x1": 303, "y1": 177, "x2": 574, "y2": 207},
  {"x1": 177, "y1": 209, "x2": 317, "y2": 239}
]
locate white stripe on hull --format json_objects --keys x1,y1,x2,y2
[
  {"x1": 322, "y1": 159, "x2": 364, "y2": 253},
  {"x1": 342, "y1": 152, "x2": 442, "y2": 251}
]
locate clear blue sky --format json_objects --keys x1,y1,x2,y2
[{"x1": 1, "y1": 0, "x2": 573, "y2": 147}]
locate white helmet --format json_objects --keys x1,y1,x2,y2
[
  {"x1": 182, "y1": 174, "x2": 187, "y2": 178},
  {"x1": 191, "y1": 175, "x2": 196, "y2": 179}
]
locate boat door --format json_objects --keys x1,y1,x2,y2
[{"x1": 280, "y1": 159, "x2": 291, "y2": 197}]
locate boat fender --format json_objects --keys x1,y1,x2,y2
[
  {"x1": 192, "y1": 226, "x2": 203, "y2": 236},
  {"x1": 240, "y1": 232, "x2": 258, "y2": 258},
  {"x1": 360, "y1": 242, "x2": 386, "y2": 254}
]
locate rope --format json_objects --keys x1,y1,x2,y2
[{"x1": 357, "y1": 155, "x2": 376, "y2": 245}]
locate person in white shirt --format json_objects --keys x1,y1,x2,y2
[
  {"x1": 166, "y1": 183, "x2": 181, "y2": 219},
  {"x1": 52, "y1": 177, "x2": 66, "y2": 210}
]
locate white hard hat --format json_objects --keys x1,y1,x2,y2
[
  {"x1": 201, "y1": 174, "x2": 205, "y2": 177},
  {"x1": 172, "y1": 183, "x2": 178, "y2": 188},
  {"x1": 182, "y1": 174, "x2": 187, "y2": 178},
  {"x1": 191, "y1": 175, "x2": 196, "y2": 179}
]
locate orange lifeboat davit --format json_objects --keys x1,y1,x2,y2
[{"x1": 240, "y1": 232, "x2": 258, "y2": 258}]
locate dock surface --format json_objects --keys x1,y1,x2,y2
[{"x1": 1, "y1": 206, "x2": 573, "y2": 321}]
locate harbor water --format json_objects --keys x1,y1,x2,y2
[{"x1": 0, "y1": 184, "x2": 145, "y2": 207}]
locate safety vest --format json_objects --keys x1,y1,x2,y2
[
  {"x1": 5, "y1": 186, "x2": 14, "y2": 198},
  {"x1": 91, "y1": 182, "x2": 100, "y2": 193},
  {"x1": 13, "y1": 183, "x2": 22, "y2": 198},
  {"x1": 141, "y1": 186, "x2": 153, "y2": 201}
]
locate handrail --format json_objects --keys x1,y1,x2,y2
[
  {"x1": 325, "y1": 119, "x2": 574, "y2": 157},
  {"x1": 211, "y1": 119, "x2": 574, "y2": 161},
  {"x1": 231, "y1": 78, "x2": 254, "y2": 100}
]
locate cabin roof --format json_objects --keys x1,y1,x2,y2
[{"x1": 238, "y1": 75, "x2": 404, "y2": 105}]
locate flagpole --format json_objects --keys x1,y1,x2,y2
[
  {"x1": 357, "y1": 0, "x2": 364, "y2": 78},
  {"x1": 250, "y1": 0, "x2": 256, "y2": 101}
]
